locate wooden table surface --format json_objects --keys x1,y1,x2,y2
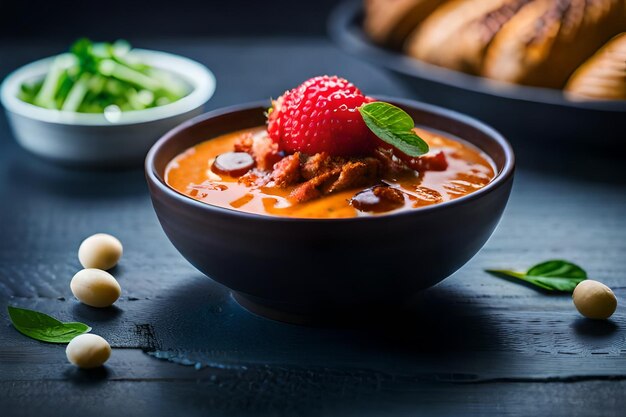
[{"x1": 1, "y1": 38, "x2": 625, "y2": 417}]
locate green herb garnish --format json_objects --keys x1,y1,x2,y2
[
  {"x1": 7, "y1": 306, "x2": 91, "y2": 343},
  {"x1": 19, "y1": 38, "x2": 188, "y2": 114},
  {"x1": 486, "y1": 260, "x2": 587, "y2": 292},
  {"x1": 358, "y1": 102, "x2": 429, "y2": 157}
]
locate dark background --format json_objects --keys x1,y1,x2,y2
[{"x1": 0, "y1": 0, "x2": 339, "y2": 40}]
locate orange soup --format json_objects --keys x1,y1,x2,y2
[{"x1": 165, "y1": 126, "x2": 495, "y2": 218}]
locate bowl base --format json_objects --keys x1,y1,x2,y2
[
  {"x1": 232, "y1": 291, "x2": 421, "y2": 327},
  {"x1": 232, "y1": 292, "x2": 329, "y2": 325}
]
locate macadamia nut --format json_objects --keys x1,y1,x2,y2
[
  {"x1": 71, "y1": 268, "x2": 121, "y2": 308},
  {"x1": 66, "y1": 334, "x2": 111, "y2": 368},
  {"x1": 573, "y1": 280, "x2": 617, "y2": 320},
  {"x1": 78, "y1": 233, "x2": 123, "y2": 270}
]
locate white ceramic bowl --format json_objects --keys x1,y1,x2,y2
[{"x1": 0, "y1": 49, "x2": 216, "y2": 166}]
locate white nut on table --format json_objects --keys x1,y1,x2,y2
[
  {"x1": 78, "y1": 233, "x2": 123, "y2": 270},
  {"x1": 572, "y1": 280, "x2": 617, "y2": 320},
  {"x1": 66, "y1": 334, "x2": 111, "y2": 369},
  {"x1": 71, "y1": 268, "x2": 121, "y2": 308}
]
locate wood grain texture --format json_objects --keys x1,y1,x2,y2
[{"x1": 1, "y1": 38, "x2": 625, "y2": 417}]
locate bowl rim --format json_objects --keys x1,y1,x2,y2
[
  {"x1": 0, "y1": 48, "x2": 216, "y2": 126},
  {"x1": 328, "y1": 0, "x2": 626, "y2": 112},
  {"x1": 145, "y1": 97, "x2": 515, "y2": 223}
]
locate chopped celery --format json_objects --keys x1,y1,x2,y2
[
  {"x1": 87, "y1": 74, "x2": 106, "y2": 96},
  {"x1": 62, "y1": 73, "x2": 90, "y2": 112},
  {"x1": 19, "y1": 38, "x2": 189, "y2": 114},
  {"x1": 137, "y1": 90, "x2": 154, "y2": 106},
  {"x1": 34, "y1": 56, "x2": 66, "y2": 109},
  {"x1": 98, "y1": 59, "x2": 161, "y2": 91}
]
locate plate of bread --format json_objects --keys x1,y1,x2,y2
[{"x1": 329, "y1": 0, "x2": 626, "y2": 146}]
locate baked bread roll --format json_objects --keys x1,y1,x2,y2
[
  {"x1": 405, "y1": 0, "x2": 533, "y2": 74},
  {"x1": 363, "y1": 0, "x2": 447, "y2": 48},
  {"x1": 483, "y1": 0, "x2": 626, "y2": 88},
  {"x1": 565, "y1": 33, "x2": 626, "y2": 100}
]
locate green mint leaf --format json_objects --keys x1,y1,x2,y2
[
  {"x1": 359, "y1": 102, "x2": 429, "y2": 157},
  {"x1": 528, "y1": 276, "x2": 586, "y2": 292},
  {"x1": 485, "y1": 260, "x2": 587, "y2": 293},
  {"x1": 526, "y1": 260, "x2": 587, "y2": 279},
  {"x1": 485, "y1": 270, "x2": 555, "y2": 291},
  {"x1": 7, "y1": 306, "x2": 91, "y2": 343}
]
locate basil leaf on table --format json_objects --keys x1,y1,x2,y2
[
  {"x1": 7, "y1": 306, "x2": 91, "y2": 343},
  {"x1": 359, "y1": 102, "x2": 429, "y2": 157},
  {"x1": 485, "y1": 260, "x2": 587, "y2": 292},
  {"x1": 526, "y1": 260, "x2": 587, "y2": 279}
]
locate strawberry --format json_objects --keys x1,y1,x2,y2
[{"x1": 267, "y1": 76, "x2": 377, "y2": 157}]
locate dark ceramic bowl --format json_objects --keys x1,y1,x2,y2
[
  {"x1": 145, "y1": 98, "x2": 514, "y2": 323},
  {"x1": 328, "y1": 0, "x2": 626, "y2": 148}
]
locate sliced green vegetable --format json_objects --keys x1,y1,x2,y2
[
  {"x1": 55, "y1": 72, "x2": 74, "y2": 105},
  {"x1": 358, "y1": 102, "x2": 429, "y2": 157},
  {"x1": 62, "y1": 73, "x2": 90, "y2": 112},
  {"x1": 18, "y1": 81, "x2": 43, "y2": 104},
  {"x1": 147, "y1": 68, "x2": 188, "y2": 100},
  {"x1": 19, "y1": 38, "x2": 189, "y2": 114},
  {"x1": 98, "y1": 59, "x2": 161, "y2": 91},
  {"x1": 34, "y1": 56, "x2": 67, "y2": 109},
  {"x1": 486, "y1": 260, "x2": 588, "y2": 292},
  {"x1": 7, "y1": 306, "x2": 91, "y2": 343},
  {"x1": 87, "y1": 74, "x2": 107, "y2": 95}
]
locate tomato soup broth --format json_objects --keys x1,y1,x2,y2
[{"x1": 165, "y1": 127, "x2": 495, "y2": 218}]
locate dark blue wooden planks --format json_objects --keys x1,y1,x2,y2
[{"x1": 1, "y1": 38, "x2": 625, "y2": 417}]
